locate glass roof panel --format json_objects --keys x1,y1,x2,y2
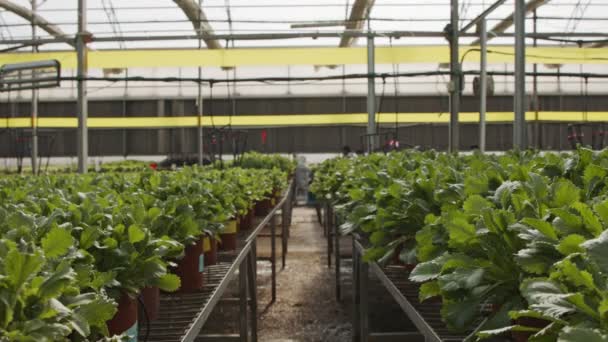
[{"x1": 0, "y1": 0, "x2": 606, "y2": 50}]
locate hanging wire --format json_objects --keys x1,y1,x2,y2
[{"x1": 101, "y1": 0, "x2": 126, "y2": 49}]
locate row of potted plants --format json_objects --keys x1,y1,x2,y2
[
  {"x1": 0, "y1": 154, "x2": 292, "y2": 341},
  {"x1": 311, "y1": 148, "x2": 608, "y2": 341}
]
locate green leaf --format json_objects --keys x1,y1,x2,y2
[
  {"x1": 556, "y1": 234, "x2": 586, "y2": 256},
  {"x1": 128, "y1": 224, "x2": 146, "y2": 244},
  {"x1": 69, "y1": 312, "x2": 90, "y2": 337},
  {"x1": 79, "y1": 226, "x2": 100, "y2": 250},
  {"x1": 582, "y1": 229, "x2": 608, "y2": 274},
  {"x1": 558, "y1": 327, "x2": 608, "y2": 342},
  {"x1": 41, "y1": 226, "x2": 73, "y2": 258},
  {"x1": 442, "y1": 296, "x2": 483, "y2": 332},
  {"x1": 583, "y1": 164, "x2": 607, "y2": 198},
  {"x1": 463, "y1": 195, "x2": 492, "y2": 216},
  {"x1": 445, "y1": 212, "x2": 476, "y2": 249},
  {"x1": 527, "y1": 172, "x2": 549, "y2": 199},
  {"x1": 551, "y1": 180, "x2": 580, "y2": 208},
  {"x1": 552, "y1": 259, "x2": 596, "y2": 294},
  {"x1": 147, "y1": 207, "x2": 162, "y2": 220},
  {"x1": 593, "y1": 200, "x2": 608, "y2": 225},
  {"x1": 419, "y1": 281, "x2": 440, "y2": 302},
  {"x1": 155, "y1": 273, "x2": 181, "y2": 292},
  {"x1": 5, "y1": 248, "x2": 44, "y2": 289},
  {"x1": 572, "y1": 202, "x2": 603, "y2": 237},
  {"x1": 38, "y1": 261, "x2": 75, "y2": 299},
  {"x1": 75, "y1": 297, "x2": 117, "y2": 328},
  {"x1": 522, "y1": 218, "x2": 558, "y2": 241},
  {"x1": 410, "y1": 259, "x2": 443, "y2": 283},
  {"x1": 438, "y1": 267, "x2": 484, "y2": 292}
]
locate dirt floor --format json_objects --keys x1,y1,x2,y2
[
  {"x1": 202, "y1": 206, "x2": 414, "y2": 342},
  {"x1": 255, "y1": 208, "x2": 352, "y2": 342}
]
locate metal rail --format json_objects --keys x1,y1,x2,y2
[
  {"x1": 141, "y1": 180, "x2": 294, "y2": 342},
  {"x1": 352, "y1": 238, "x2": 472, "y2": 342},
  {"x1": 2, "y1": 31, "x2": 608, "y2": 46}
]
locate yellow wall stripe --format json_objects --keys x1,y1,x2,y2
[
  {"x1": 1, "y1": 46, "x2": 608, "y2": 69},
  {"x1": 1, "y1": 112, "x2": 607, "y2": 129}
]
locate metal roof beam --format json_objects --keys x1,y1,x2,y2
[
  {"x1": 339, "y1": 0, "x2": 375, "y2": 47},
  {"x1": 470, "y1": 0, "x2": 550, "y2": 45},
  {"x1": 0, "y1": 0, "x2": 73, "y2": 48},
  {"x1": 173, "y1": 0, "x2": 222, "y2": 49},
  {"x1": 460, "y1": 0, "x2": 507, "y2": 34}
]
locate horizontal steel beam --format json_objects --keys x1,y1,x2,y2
[
  {"x1": 460, "y1": 0, "x2": 507, "y2": 33},
  {"x1": 2, "y1": 31, "x2": 608, "y2": 46}
]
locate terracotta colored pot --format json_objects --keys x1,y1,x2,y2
[
  {"x1": 512, "y1": 317, "x2": 551, "y2": 342},
  {"x1": 423, "y1": 296, "x2": 443, "y2": 304},
  {"x1": 220, "y1": 220, "x2": 238, "y2": 251},
  {"x1": 107, "y1": 293, "x2": 138, "y2": 340},
  {"x1": 238, "y1": 209, "x2": 254, "y2": 231},
  {"x1": 173, "y1": 236, "x2": 205, "y2": 292},
  {"x1": 140, "y1": 286, "x2": 159, "y2": 321},
  {"x1": 254, "y1": 198, "x2": 273, "y2": 216},
  {"x1": 204, "y1": 236, "x2": 218, "y2": 266}
]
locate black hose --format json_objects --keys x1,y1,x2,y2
[{"x1": 137, "y1": 295, "x2": 150, "y2": 342}]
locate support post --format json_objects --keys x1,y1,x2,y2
[
  {"x1": 281, "y1": 201, "x2": 287, "y2": 270},
  {"x1": 479, "y1": 19, "x2": 488, "y2": 153},
  {"x1": 359, "y1": 253, "x2": 369, "y2": 342},
  {"x1": 197, "y1": 0, "x2": 204, "y2": 165},
  {"x1": 197, "y1": 71, "x2": 204, "y2": 165},
  {"x1": 239, "y1": 259, "x2": 249, "y2": 342},
  {"x1": 449, "y1": 0, "x2": 460, "y2": 153},
  {"x1": 352, "y1": 237, "x2": 360, "y2": 342},
  {"x1": 247, "y1": 243, "x2": 258, "y2": 342},
  {"x1": 533, "y1": 9, "x2": 541, "y2": 149},
  {"x1": 270, "y1": 212, "x2": 277, "y2": 303},
  {"x1": 76, "y1": 0, "x2": 88, "y2": 174},
  {"x1": 327, "y1": 205, "x2": 333, "y2": 268},
  {"x1": 514, "y1": 0, "x2": 527, "y2": 149},
  {"x1": 30, "y1": 0, "x2": 38, "y2": 175},
  {"x1": 334, "y1": 210, "x2": 341, "y2": 301},
  {"x1": 366, "y1": 28, "x2": 377, "y2": 153}
]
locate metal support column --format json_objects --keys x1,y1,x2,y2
[
  {"x1": 514, "y1": 0, "x2": 527, "y2": 149},
  {"x1": 30, "y1": 0, "x2": 38, "y2": 175},
  {"x1": 533, "y1": 9, "x2": 541, "y2": 149},
  {"x1": 326, "y1": 205, "x2": 333, "y2": 268},
  {"x1": 449, "y1": 0, "x2": 460, "y2": 153},
  {"x1": 76, "y1": 0, "x2": 88, "y2": 173},
  {"x1": 281, "y1": 201, "x2": 288, "y2": 269},
  {"x1": 352, "y1": 236, "x2": 361, "y2": 342},
  {"x1": 197, "y1": 0, "x2": 204, "y2": 165},
  {"x1": 359, "y1": 251, "x2": 370, "y2": 342},
  {"x1": 239, "y1": 259, "x2": 249, "y2": 342},
  {"x1": 366, "y1": 29, "x2": 377, "y2": 153},
  {"x1": 479, "y1": 19, "x2": 488, "y2": 153},
  {"x1": 270, "y1": 212, "x2": 277, "y2": 303},
  {"x1": 334, "y1": 210, "x2": 341, "y2": 301},
  {"x1": 248, "y1": 242, "x2": 258, "y2": 342},
  {"x1": 197, "y1": 72, "x2": 204, "y2": 165}
]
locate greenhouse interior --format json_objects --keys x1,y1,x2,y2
[{"x1": 0, "y1": 0, "x2": 608, "y2": 341}]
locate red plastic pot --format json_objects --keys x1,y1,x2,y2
[
  {"x1": 107, "y1": 292, "x2": 138, "y2": 340},
  {"x1": 173, "y1": 236, "x2": 205, "y2": 292},
  {"x1": 220, "y1": 220, "x2": 238, "y2": 251},
  {"x1": 511, "y1": 317, "x2": 551, "y2": 342},
  {"x1": 204, "y1": 236, "x2": 218, "y2": 266},
  {"x1": 141, "y1": 286, "x2": 159, "y2": 321}
]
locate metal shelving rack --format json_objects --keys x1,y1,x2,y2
[
  {"x1": 140, "y1": 181, "x2": 293, "y2": 342},
  {"x1": 351, "y1": 238, "x2": 475, "y2": 342}
]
